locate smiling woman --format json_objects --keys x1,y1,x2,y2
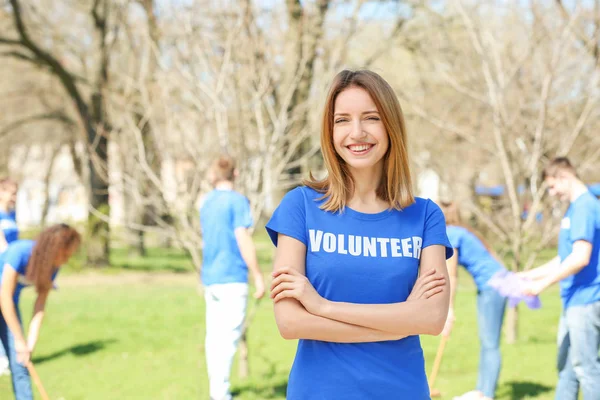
[{"x1": 265, "y1": 69, "x2": 454, "y2": 400}]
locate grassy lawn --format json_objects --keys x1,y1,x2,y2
[{"x1": 0, "y1": 232, "x2": 566, "y2": 399}]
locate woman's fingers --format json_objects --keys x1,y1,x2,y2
[
  {"x1": 270, "y1": 273, "x2": 296, "y2": 292},
  {"x1": 270, "y1": 282, "x2": 296, "y2": 299},
  {"x1": 417, "y1": 271, "x2": 444, "y2": 286},
  {"x1": 273, "y1": 289, "x2": 297, "y2": 303},
  {"x1": 420, "y1": 277, "x2": 446, "y2": 292},
  {"x1": 424, "y1": 286, "x2": 444, "y2": 299}
]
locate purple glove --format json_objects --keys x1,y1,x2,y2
[{"x1": 487, "y1": 270, "x2": 541, "y2": 309}]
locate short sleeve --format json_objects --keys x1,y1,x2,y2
[
  {"x1": 570, "y1": 201, "x2": 596, "y2": 243},
  {"x1": 422, "y1": 200, "x2": 454, "y2": 259},
  {"x1": 265, "y1": 187, "x2": 307, "y2": 246},
  {"x1": 3, "y1": 243, "x2": 28, "y2": 275},
  {"x1": 232, "y1": 195, "x2": 253, "y2": 229}
]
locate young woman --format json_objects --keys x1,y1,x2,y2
[
  {"x1": 266, "y1": 70, "x2": 453, "y2": 399},
  {"x1": 440, "y1": 202, "x2": 507, "y2": 400},
  {"x1": 0, "y1": 178, "x2": 19, "y2": 375},
  {"x1": 0, "y1": 223, "x2": 81, "y2": 400}
]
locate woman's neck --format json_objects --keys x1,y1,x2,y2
[{"x1": 347, "y1": 166, "x2": 387, "y2": 212}]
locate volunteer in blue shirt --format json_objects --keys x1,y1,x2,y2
[
  {"x1": 266, "y1": 69, "x2": 453, "y2": 400},
  {"x1": 520, "y1": 157, "x2": 600, "y2": 400},
  {"x1": 0, "y1": 224, "x2": 81, "y2": 400},
  {"x1": 440, "y1": 202, "x2": 507, "y2": 400},
  {"x1": 200, "y1": 155, "x2": 265, "y2": 400},
  {"x1": 0, "y1": 178, "x2": 19, "y2": 376}
]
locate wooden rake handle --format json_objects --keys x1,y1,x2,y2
[
  {"x1": 429, "y1": 334, "x2": 449, "y2": 389},
  {"x1": 27, "y1": 361, "x2": 50, "y2": 400}
]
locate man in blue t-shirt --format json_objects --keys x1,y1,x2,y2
[
  {"x1": 199, "y1": 156, "x2": 265, "y2": 400},
  {"x1": 520, "y1": 157, "x2": 600, "y2": 400}
]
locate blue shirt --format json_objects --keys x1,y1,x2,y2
[
  {"x1": 200, "y1": 189, "x2": 253, "y2": 286},
  {"x1": 265, "y1": 187, "x2": 453, "y2": 400},
  {"x1": 446, "y1": 225, "x2": 504, "y2": 290},
  {"x1": 0, "y1": 210, "x2": 18, "y2": 246},
  {"x1": 0, "y1": 240, "x2": 59, "y2": 303},
  {"x1": 558, "y1": 191, "x2": 600, "y2": 308}
]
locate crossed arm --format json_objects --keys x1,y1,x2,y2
[{"x1": 270, "y1": 234, "x2": 450, "y2": 343}]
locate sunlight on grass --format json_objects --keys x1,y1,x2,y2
[{"x1": 0, "y1": 235, "x2": 565, "y2": 399}]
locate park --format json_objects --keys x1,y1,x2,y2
[{"x1": 1, "y1": 0, "x2": 600, "y2": 399}]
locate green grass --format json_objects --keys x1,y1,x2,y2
[{"x1": 0, "y1": 233, "x2": 567, "y2": 399}]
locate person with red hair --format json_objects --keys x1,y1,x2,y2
[{"x1": 0, "y1": 224, "x2": 81, "y2": 400}]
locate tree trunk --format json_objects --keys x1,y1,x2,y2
[
  {"x1": 86, "y1": 118, "x2": 110, "y2": 266},
  {"x1": 87, "y1": 159, "x2": 110, "y2": 266},
  {"x1": 87, "y1": 0, "x2": 112, "y2": 266},
  {"x1": 137, "y1": 229, "x2": 146, "y2": 257},
  {"x1": 505, "y1": 305, "x2": 518, "y2": 344}
]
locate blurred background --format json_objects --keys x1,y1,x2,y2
[{"x1": 1, "y1": 0, "x2": 599, "y2": 399}]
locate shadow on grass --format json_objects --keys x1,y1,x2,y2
[
  {"x1": 502, "y1": 381, "x2": 553, "y2": 400},
  {"x1": 108, "y1": 247, "x2": 195, "y2": 273},
  {"x1": 232, "y1": 378, "x2": 288, "y2": 400},
  {"x1": 117, "y1": 263, "x2": 191, "y2": 273},
  {"x1": 33, "y1": 339, "x2": 117, "y2": 364}
]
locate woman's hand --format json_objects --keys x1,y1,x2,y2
[
  {"x1": 270, "y1": 267, "x2": 328, "y2": 316},
  {"x1": 406, "y1": 268, "x2": 446, "y2": 302},
  {"x1": 15, "y1": 338, "x2": 31, "y2": 365}
]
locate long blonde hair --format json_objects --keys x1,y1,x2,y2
[{"x1": 304, "y1": 69, "x2": 414, "y2": 212}]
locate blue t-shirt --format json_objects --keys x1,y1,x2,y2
[
  {"x1": 558, "y1": 191, "x2": 600, "y2": 308},
  {"x1": 0, "y1": 240, "x2": 59, "y2": 303},
  {"x1": 200, "y1": 189, "x2": 253, "y2": 286},
  {"x1": 265, "y1": 187, "x2": 453, "y2": 400},
  {"x1": 446, "y1": 225, "x2": 504, "y2": 290},
  {"x1": 0, "y1": 210, "x2": 18, "y2": 247}
]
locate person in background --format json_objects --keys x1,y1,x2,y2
[
  {"x1": 520, "y1": 157, "x2": 600, "y2": 400},
  {"x1": 199, "y1": 155, "x2": 265, "y2": 400},
  {"x1": 440, "y1": 202, "x2": 507, "y2": 400},
  {"x1": 0, "y1": 223, "x2": 81, "y2": 400},
  {"x1": 0, "y1": 178, "x2": 19, "y2": 376}
]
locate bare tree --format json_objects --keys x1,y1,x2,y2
[
  {"x1": 0, "y1": 0, "x2": 121, "y2": 265},
  {"x1": 401, "y1": 1, "x2": 600, "y2": 342}
]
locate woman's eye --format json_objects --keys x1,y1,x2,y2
[
  {"x1": 334, "y1": 119, "x2": 348, "y2": 124},
  {"x1": 367, "y1": 116, "x2": 380, "y2": 121}
]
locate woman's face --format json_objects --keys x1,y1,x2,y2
[{"x1": 332, "y1": 87, "x2": 389, "y2": 174}]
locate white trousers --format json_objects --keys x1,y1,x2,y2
[{"x1": 204, "y1": 283, "x2": 248, "y2": 400}]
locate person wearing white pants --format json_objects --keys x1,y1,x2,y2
[
  {"x1": 204, "y1": 283, "x2": 248, "y2": 400},
  {"x1": 200, "y1": 156, "x2": 265, "y2": 400}
]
